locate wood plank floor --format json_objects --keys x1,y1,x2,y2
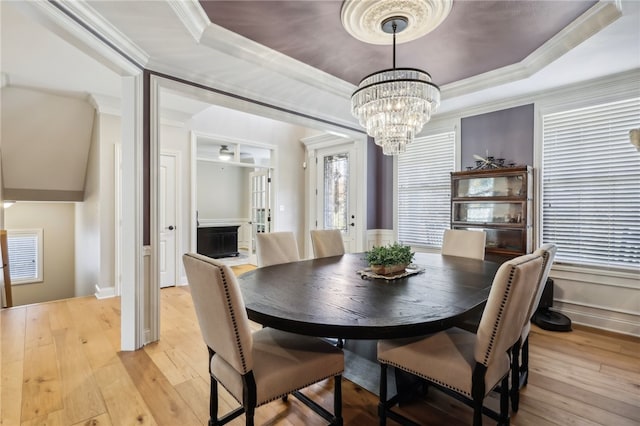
[{"x1": 2, "y1": 269, "x2": 639, "y2": 425}]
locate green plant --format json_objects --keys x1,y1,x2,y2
[{"x1": 364, "y1": 243, "x2": 414, "y2": 266}]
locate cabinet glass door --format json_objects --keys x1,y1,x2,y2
[
  {"x1": 453, "y1": 202, "x2": 524, "y2": 224},
  {"x1": 455, "y1": 175, "x2": 525, "y2": 198}
]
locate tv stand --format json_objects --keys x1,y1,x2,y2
[{"x1": 197, "y1": 225, "x2": 240, "y2": 259}]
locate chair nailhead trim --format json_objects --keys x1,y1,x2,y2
[
  {"x1": 379, "y1": 360, "x2": 471, "y2": 397},
  {"x1": 218, "y1": 266, "x2": 249, "y2": 373}
]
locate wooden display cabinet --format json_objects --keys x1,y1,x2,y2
[{"x1": 451, "y1": 166, "x2": 533, "y2": 258}]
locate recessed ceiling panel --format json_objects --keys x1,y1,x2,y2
[{"x1": 200, "y1": 0, "x2": 597, "y2": 86}]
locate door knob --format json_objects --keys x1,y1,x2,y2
[
  {"x1": 167, "y1": 225, "x2": 175, "y2": 230},
  {"x1": 350, "y1": 223, "x2": 355, "y2": 227}
]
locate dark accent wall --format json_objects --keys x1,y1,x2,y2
[
  {"x1": 460, "y1": 104, "x2": 534, "y2": 169},
  {"x1": 367, "y1": 104, "x2": 534, "y2": 230},
  {"x1": 366, "y1": 138, "x2": 394, "y2": 230}
]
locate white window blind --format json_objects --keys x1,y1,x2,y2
[
  {"x1": 398, "y1": 132, "x2": 455, "y2": 248},
  {"x1": 542, "y1": 97, "x2": 640, "y2": 270},
  {"x1": 7, "y1": 229, "x2": 43, "y2": 284}
]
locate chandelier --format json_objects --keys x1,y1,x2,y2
[{"x1": 350, "y1": 16, "x2": 441, "y2": 156}]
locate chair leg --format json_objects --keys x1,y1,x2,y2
[
  {"x1": 378, "y1": 363, "x2": 388, "y2": 426},
  {"x1": 472, "y1": 399, "x2": 483, "y2": 426},
  {"x1": 334, "y1": 375, "x2": 343, "y2": 426},
  {"x1": 209, "y1": 376, "x2": 218, "y2": 426},
  {"x1": 521, "y1": 337, "x2": 529, "y2": 387},
  {"x1": 208, "y1": 346, "x2": 219, "y2": 426},
  {"x1": 511, "y1": 340, "x2": 521, "y2": 412},
  {"x1": 499, "y1": 375, "x2": 510, "y2": 426},
  {"x1": 245, "y1": 406, "x2": 255, "y2": 426}
]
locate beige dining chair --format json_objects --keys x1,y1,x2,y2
[
  {"x1": 310, "y1": 229, "x2": 345, "y2": 258},
  {"x1": 377, "y1": 252, "x2": 544, "y2": 426},
  {"x1": 511, "y1": 243, "x2": 557, "y2": 411},
  {"x1": 183, "y1": 253, "x2": 344, "y2": 426},
  {"x1": 441, "y1": 229, "x2": 487, "y2": 260},
  {"x1": 255, "y1": 231, "x2": 300, "y2": 267}
]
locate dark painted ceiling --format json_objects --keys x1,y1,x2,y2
[{"x1": 200, "y1": 0, "x2": 597, "y2": 87}]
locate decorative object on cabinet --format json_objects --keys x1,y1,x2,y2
[
  {"x1": 466, "y1": 153, "x2": 520, "y2": 170},
  {"x1": 451, "y1": 166, "x2": 533, "y2": 258}
]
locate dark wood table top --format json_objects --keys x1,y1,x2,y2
[{"x1": 238, "y1": 252, "x2": 501, "y2": 340}]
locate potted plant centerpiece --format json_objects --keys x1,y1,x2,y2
[{"x1": 365, "y1": 243, "x2": 414, "y2": 275}]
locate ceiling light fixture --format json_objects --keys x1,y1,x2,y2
[
  {"x1": 219, "y1": 145, "x2": 233, "y2": 161},
  {"x1": 351, "y1": 15, "x2": 440, "y2": 156}
]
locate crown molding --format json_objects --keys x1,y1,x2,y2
[
  {"x1": 48, "y1": 0, "x2": 149, "y2": 69},
  {"x1": 89, "y1": 93, "x2": 121, "y2": 115},
  {"x1": 431, "y1": 68, "x2": 639, "y2": 125},
  {"x1": 167, "y1": 0, "x2": 209, "y2": 42},
  {"x1": 169, "y1": 1, "x2": 355, "y2": 100},
  {"x1": 442, "y1": 1, "x2": 622, "y2": 100}
]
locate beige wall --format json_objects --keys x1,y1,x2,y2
[{"x1": 5, "y1": 202, "x2": 75, "y2": 306}]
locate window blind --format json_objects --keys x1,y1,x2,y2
[
  {"x1": 398, "y1": 132, "x2": 455, "y2": 248},
  {"x1": 7, "y1": 230, "x2": 42, "y2": 283},
  {"x1": 542, "y1": 97, "x2": 640, "y2": 270}
]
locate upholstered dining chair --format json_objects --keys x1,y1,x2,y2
[
  {"x1": 255, "y1": 231, "x2": 300, "y2": 267},
  {"x1": 310, "y1": 229, "x2": 345, "y2": 258},
  {"x1": 183, "y1": 253, "x2": 344, "y2": 426},
  {"x1": 377, "y1": 252, "x2": 544, "y2": 426},
  {"x1": 442, "y1": 229, "x2": 487, "y2": 333},
  {"x1": 511, "y1": 243, "x2": 557, "y2": 411},
  {"x1": 442, "y1": 229, "x2": 487, "y2": 260}
]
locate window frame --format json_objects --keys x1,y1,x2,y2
[
  {"x1": 538, "y1": 96, "x2": 640, "y2": 272},
  {"x1": 6, "y1": 228, "x2": 44, "y2": 285},
  {"x1": 395, "y1": 128, "x2": 457, "y2": 250}
]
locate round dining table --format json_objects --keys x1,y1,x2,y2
[{"x1": 238, "y1": 252, "x2": 501, "y2": 340}]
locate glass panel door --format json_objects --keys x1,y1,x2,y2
[
  {"x1": 248, "y1": 169, "x2": 271, "y2": 265},
  {"x1": 316, "y1": 146, "x2": 356, "y2": 252}
]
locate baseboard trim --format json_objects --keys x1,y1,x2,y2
[{"x1": 94, "y1": 284, "x2": 116, "y2": 299}]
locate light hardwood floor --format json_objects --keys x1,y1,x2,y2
[{"x1": 2, "y1": 268, "x2": 639, "y2": 425}]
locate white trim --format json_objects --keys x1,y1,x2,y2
[
  {"x1": 198, "y1": 21, "x2": 355, "y2": 101},
  {"x1": 160, "y1": 149, "x2": 182, "y2": 292},
  {"x1": 442, "y1": 1, "x2": 622, "y2": 99},
  {"x1": 0, "y1": 73, "x2": 9, "y2": 88},
  {"x1": 148, "y1": 76, "x2": 161, "y2": 344},
  {"x1": 114, "y1": 143, "x2": 122, "y2": 297},
  {"x1": 301, "y1": 133, "x2": 367, "y2": 257},
  {"x1": 89, "y1": 94, "x2": 121, "y2": 116},
  {"x1": 94, "y1": 284, "x2": 115, "y2": 299},
  {"x1": 434, "y1": 69, "x2": 640, "y2": 126},
  {"x1": 13, "y1": 1, "x2": 143, "y2": 76},
  {"x1": 190, "y1": 132, "x2": 198, "y2": 253},
  {"x1": 550, "y1": 266, "x2": 640, "y2": 290},
  {"x1": 5, "y1": 228, "x2": 44, "y2": 285},
  {"x1": 552, "y1": 301, "x2": 639, "y2": 337},
  {"x1": 365, "y1": 229, "x2": 395, "y2": 250},
  {"x1": 198, "y1": 218, "x2": 247, "y2": 227},
  {"x1": 166, "y1": 0, "x2": 209, "y2": 42},
  {"x1": 120, "y1": 74, "x2": 145, "y2": 351},
  {"x1": 46, "y1": 0, "x2": 149, "y2": 67}
]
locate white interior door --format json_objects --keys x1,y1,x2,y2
[
  {"x1": 160, "y1": 153, "x2": 177, "y2": 288},
  {"x1": 316, "y1": 146, "x2": 357, "y2": 252},
  {"x1": 248, "y1": 169, "x2": 271, "y2": 265}
]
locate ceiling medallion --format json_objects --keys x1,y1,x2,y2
[{"x1": 341, "y1": 0, "x2": 453, "y2": 45}]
